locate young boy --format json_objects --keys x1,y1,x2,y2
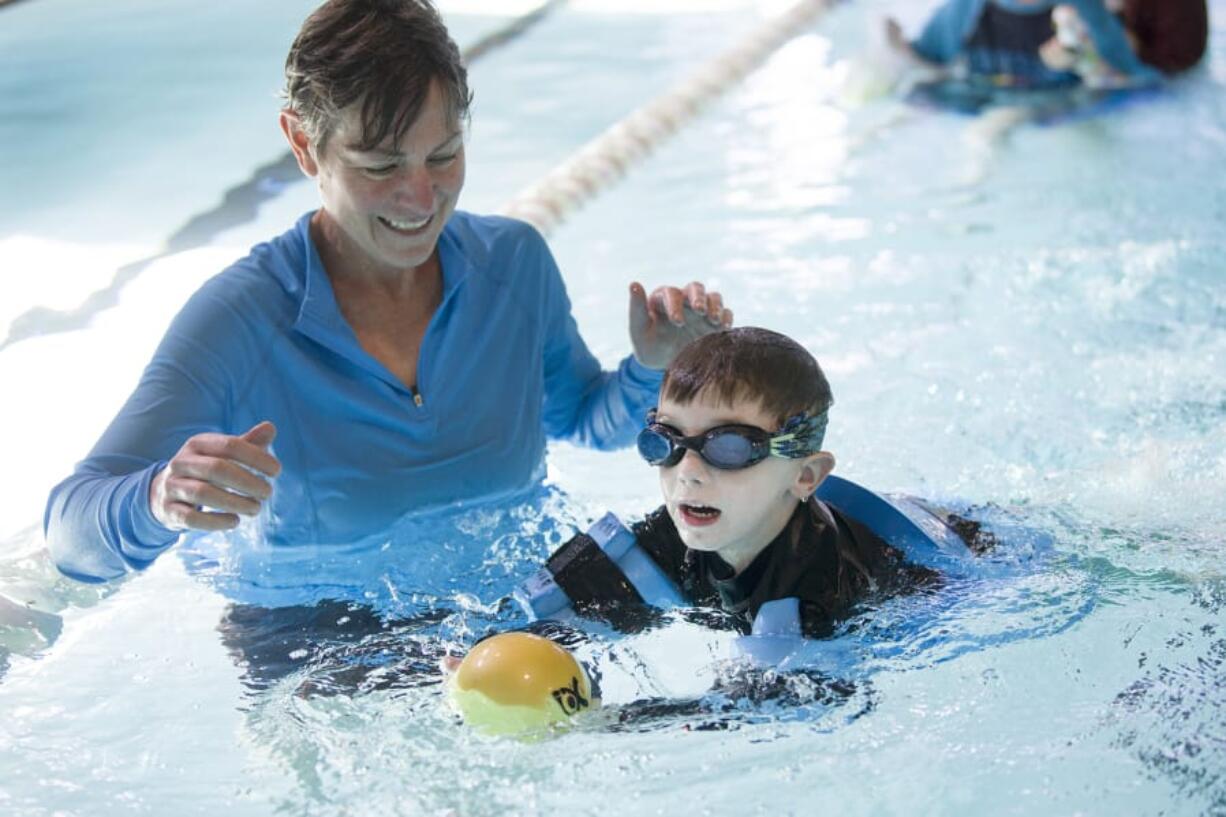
[{"x1": 522, "y1": 327, "x2": 939, "y2": 640}]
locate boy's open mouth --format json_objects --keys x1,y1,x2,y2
[{"x1": 679, "y1": 503, "x2": 721, "y2": 527}]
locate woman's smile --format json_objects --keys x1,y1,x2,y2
[{"x1": 377, "y1": 213, "x2": 434, "y2": 235}]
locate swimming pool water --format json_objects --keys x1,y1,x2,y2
[{"x1": 1, "y1": 1, "x2": 1224, "y2": 815}]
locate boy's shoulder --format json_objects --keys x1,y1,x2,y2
[
  {"x1": 752, "y1": 501, "x2": 912, "y2": 632},
  {"x1": 786, "y1": 500, "x2": 942, "y2": 636}
]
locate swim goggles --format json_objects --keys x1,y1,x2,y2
[{"x1": 636, "y1": 409, "x2": 827, "y2": 470}]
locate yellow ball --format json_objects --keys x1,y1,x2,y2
[{"x1": 448, "y1": 632, "x2": 596, "y2": 737}]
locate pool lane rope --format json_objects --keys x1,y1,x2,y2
[
  {"x1": 463, "y1": 0, "x2": 568, "y2": 63},
  {"x1": 501, "y1": 0, "x2": 831, "y2": 236}
]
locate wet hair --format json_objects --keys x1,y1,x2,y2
[
  {"x1": 660, "y1": 327, "x2": 834, "y2": 431},
  {"x1": 283, "y1": 0, "x2": 471, "y2": 153}
]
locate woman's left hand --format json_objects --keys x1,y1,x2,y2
[{"x1": 628, "y1": 281, "x2": 733, "y2": 370}]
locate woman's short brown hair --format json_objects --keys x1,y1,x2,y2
[{"x1": 283, "y1": 0, "x2": 471, "y2": 153}]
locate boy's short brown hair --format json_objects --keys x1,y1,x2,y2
[
  {"x1": 283, "y1": 0, "x2": 471, "y2": 153},
  {"x1": 660, "y1": 327, "x2": 833, "y2": 429}
]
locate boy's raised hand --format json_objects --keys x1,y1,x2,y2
[{"x1": 629, "y1": 281, "x2": 733, "y2": 370}]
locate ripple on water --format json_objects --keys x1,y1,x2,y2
[{"x1": 1107, "y1": 581, "x2": 1226, "y2": 813}]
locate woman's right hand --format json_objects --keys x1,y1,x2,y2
[{"x1": 149, "y1": 421, "x2": 282, "y2": 532}]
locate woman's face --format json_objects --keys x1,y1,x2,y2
[{"x1": 312, "y1": 80, "x2": 466, "y2": 275}]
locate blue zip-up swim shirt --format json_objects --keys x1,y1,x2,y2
[
  {"x1": 912, "y1": 0, "x2": 1161, "y2": 84},
  {"x1": 44, "y1": 211, "x2": 663, "y2": 583}
]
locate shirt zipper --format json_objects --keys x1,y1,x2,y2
[{"x1": 411, "y1": 240, "x2": 469, "y2": 413}]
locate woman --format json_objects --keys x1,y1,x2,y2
[{"x1": 44, "y1": 0, "x2": 732, "y2": 583}]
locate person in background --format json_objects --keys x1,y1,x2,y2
[
  {"x1": 44, "y1": 0, "x2": 733, "y2": 583},
  {"x1": 885, "y1": 0, "x2": 1162, "y2": 88},
  {"x1": 1040, "y1": 0, "x2": 1208, "y2": 80}
]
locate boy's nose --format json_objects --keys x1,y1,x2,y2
[{"x1": 675, "y1": 448, "x2": 708, "y2": 483}]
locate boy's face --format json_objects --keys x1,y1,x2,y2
[{"x1": 653, "y1": 392, "x2": 834, "y2": 574}]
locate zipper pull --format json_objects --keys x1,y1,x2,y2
[{"x1": 412, "y1": 388, "x2": 424, "y2": 408}]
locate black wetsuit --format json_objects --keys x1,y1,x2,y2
[{"x1": 629, "y1": 501, "x2": 939, "y2": 638}]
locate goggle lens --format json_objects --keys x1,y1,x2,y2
[
  {"x1": 636, "y1": 426, "x2": 682, "y2": 466},
  {"x1": 700, "y1": 432, "x2": 758, "y2": 468}
]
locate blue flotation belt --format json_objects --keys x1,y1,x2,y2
[
  {"x1": 514, "y1": 476, "x2": 979, "y2": 668},
  {"x1": 514, "y1": 511, "x2": 687, "y2": 620}
]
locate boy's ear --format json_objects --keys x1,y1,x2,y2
[
  {"x1": 790, "y1": 451, "x2": 835, "y2": 500},
  {"x1": 280, "y1": 109, "x2": 320, "y2": 177}
]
